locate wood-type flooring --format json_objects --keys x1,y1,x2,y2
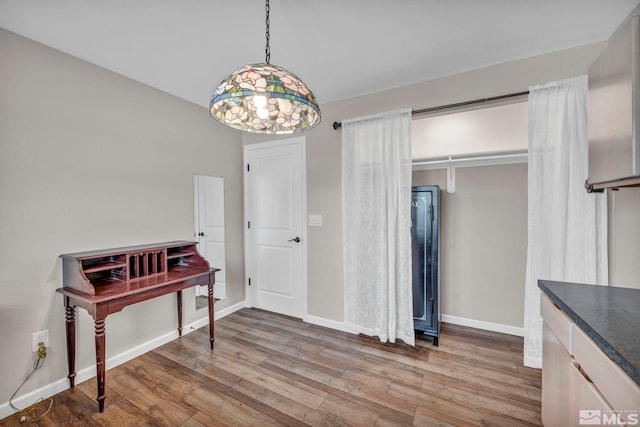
[{"x1": 1, "y1": 308, "x2": 541, "y2": 426}]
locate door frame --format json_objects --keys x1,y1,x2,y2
[{"x1": 243, "y1": 136, "x2": 308, "y2": 318}]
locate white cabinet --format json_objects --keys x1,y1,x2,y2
[
  {"x1": 568, "y1": 360, "x2": 614, "y2": 423},
  {"x1": 542, "y1": 323, "x2": 573, "y2": 427},
  {"x1": 587, "y1": 15, "x2": 640, "y2": 190},
  {"x1": 541, "y1": 295, "x2": 640, "y2": 426},
  {"x1": 573, "y1": 326, "x2": 640, "y2": 414}
]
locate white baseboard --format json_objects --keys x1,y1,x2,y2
[
  {"x1": 303, "y1": 314, "x2": 356, "y2": 334},
  {"x1": 441, "y1": 314, "x2": 524, "y2": 337},
  {"x1": 303, "y1": 313, "x2": 524, "y2": 339},
  {"x1": 304, "y1": 313, "x2": 524, "y2": 338},
  {"x1": 0, "y1": 301, "x2": 245, "y2": 420},
  {"x1": 243, "y1": 301, "x2": 354, "y2": 334},
  {"x1": 524, "y1": 356, "x2": 542, "y2": 369},
  {"x1": 214, "y1": 301, "x2": 246, "y2": 320},
  {"x1": 184, "y1": 300, "x2": 247, "y2": 333}
]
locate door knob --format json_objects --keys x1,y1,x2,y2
[
  {"x1": 288, "y1": 237, "x2": 301, "y2": 243},
  {"x1": 198, "y1": 232, "x2": 205, "y2": 237}
]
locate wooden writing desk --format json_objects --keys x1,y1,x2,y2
[{"x1": 57, "y1": 241, "x2": 219, "y2": 412}]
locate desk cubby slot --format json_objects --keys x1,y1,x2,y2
[
  {"x1": 129, "y1": 255, "x2": 137, "y2": 279},
  {"x1": 140, "y1": 253, "x2": 148, "y2": 276},
  {"x1": 168, "y1": 257, "x2": 186, "y2": 269},
  {"x1": 157, "y1": 251, "x2": 165, "y2": 273},
  {"x1": 147, "y1": 252, "x2": 156, "y2": 274},
  {"x1": 166, "y1": 245, "x2": 198, "y2": 272},
  {"x1": 167, "y1": 246, "x2": 195, "y2": 259},
  {"x1": 85, "y1": 266, "x2": 126, "y2": 285},
  {"x1": 82, "y1": 255, "x2": 126, "y2": 274}
]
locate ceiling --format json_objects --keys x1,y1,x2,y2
[{"x1": 1, "y1": 0, "x2": 639, "y2": 108}]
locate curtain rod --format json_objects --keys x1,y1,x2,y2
[{"x1": 331, "y1": 90, "x2": 529, "y2": 130}]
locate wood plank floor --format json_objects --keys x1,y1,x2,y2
[{"x1": 1, "y1": 309, "x2": 541, "y2": 426}]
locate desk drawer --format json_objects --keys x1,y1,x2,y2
[
  {"x1": 573, "y1": 326, "x2": 640, "y2": 413},
  {"x1": 569, "y1": 360, "x2": 614, "y2": 421},
  {"x1": 540, "y1": 294, "x2": 575, "y2": 355}
]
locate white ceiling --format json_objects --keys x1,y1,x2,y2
[{"x1": 1, "y1": 0, "x2": 639, "y2": 108}]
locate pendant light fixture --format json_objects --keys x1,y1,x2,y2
[{"x1": 210, "y1": 0, "x2": 321, "y2": 134}]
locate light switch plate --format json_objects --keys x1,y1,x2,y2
[{"x1": 308, "y1": 214, "x2": 323, "y2": 227}]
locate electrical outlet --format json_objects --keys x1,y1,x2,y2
[{"x1": 32, "y1": 330, "x2": 49, "y2": 352}]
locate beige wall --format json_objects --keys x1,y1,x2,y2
[
  {"x1": 413, "y1": 165, "x2": 528, "y2": 327},
  {"x1": 244, "y1": 42, "x2": 607, "y2": 324},
  {"x1": 412, "y1": 102, "x2": 528, "y2": 159},
  {"x1": 0, "y1": 29, "x2": 244, "y2": 403}
]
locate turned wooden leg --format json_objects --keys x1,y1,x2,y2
[
  {"x1": 64, "y1": 298, "x2": 77, "y2": 388},
  {"x1": 177, "y1": 290, "x2": 183, "y2": 337},
  {"x1": 207, "y1": 282, "x2": 215, "y2": 350},
  {"x1": 95, "y1": 318, "x2": 106, "y2": 412}
]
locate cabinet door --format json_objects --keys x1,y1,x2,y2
[
  {"x1": 573, "y1": 325, "x2": 640, "y2": 414},
  {"x1": 542, "y1": 323, "x2": 573, "y2": 427},
  {"x1": 568, "y1": 361, "x2": 615, "y2": 426}
]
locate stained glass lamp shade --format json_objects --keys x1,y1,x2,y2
[{"x1": 210, "y1": 63, "x2": 321, "y2": 134}]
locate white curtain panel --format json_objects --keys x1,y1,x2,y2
[
  {"x1": 342, "y1": 108, "x2": 415, "y2": 346},
  {"x1": 524, "y1": 75, "x2": 608, "y2": 368}
]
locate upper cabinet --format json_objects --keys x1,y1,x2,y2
[{"x1": 587, "y1": 14, "x2": 640, "y2": 191}]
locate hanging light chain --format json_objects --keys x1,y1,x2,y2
[
  {"x1": 265, "y1": 0, "x2": 271, "y2": 64},
  {"x1": 210, "y1": 0, "x2": 321, "y2": 133}
]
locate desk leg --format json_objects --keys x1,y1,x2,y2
[
  {"x1": 64, "y1": 298, "x2": 76, "y2": 388},
  {"x1": 177, "y1": 290, "x2": 183, "y2": 337},
  {"x1": 95, "y1": 318, "x2": 106, "y2": 412},
  {"x1": 207, "y1": 283, "x2": 215, "y2": 350}
]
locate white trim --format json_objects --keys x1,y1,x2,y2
[
  {"x1": 412, "y1": 150, "x2": 528, "y2": 193},
  {"x1": 187, "y1": 300, "x2": 247, "y2": 331},
  {"x1": 301, "y1": 142, "x2": 308, "y2": 321},
  {"x1": 306, "y1": 313, "x2": 524, "y2": 338},
  {"x1": 243, "y1": 144, "x2": 251, "y2": 307},
  {"x1": 524, "y1": 356, "x2": 542, "y2": 369},
  {"x1": 213, "y1": 301, "x2": 246, "y2": 320},
  {"x1": 303, "y1": 314, "x2": 357, "y2": 334},
  {"x1": 441, "y1": 314, "x2": 524, "y2": 337},
  {"x1": 193, "y1": 175, "x2": 203, "y2": 299},
  {"x1": 0, "y1": 301, "x2": 245, "y2": 419},
  {"x1": 1, "y1": 375, "x2": 71, "y2": 419},
  {"x1": 193, "y1": 174, "x2": 200, "y2": 240}
]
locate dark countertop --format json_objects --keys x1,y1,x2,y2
[{"x1": 538, "y1": 280, "x2": 640, "y2": 387}]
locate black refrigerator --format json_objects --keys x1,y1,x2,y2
[{"x1": 411, "y1": 186, "x2": 441, "y2": 345}]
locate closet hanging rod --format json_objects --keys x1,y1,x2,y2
[{"x1": 331, "y1": 90, "x2": 529, "y2": 130}]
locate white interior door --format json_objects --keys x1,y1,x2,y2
[
  {"x1": 244, "y1": 137, "x2": 306, "y2": 318},
  {"x1": 194, "y1": 175, "x2": 226, "y2": 300}
]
